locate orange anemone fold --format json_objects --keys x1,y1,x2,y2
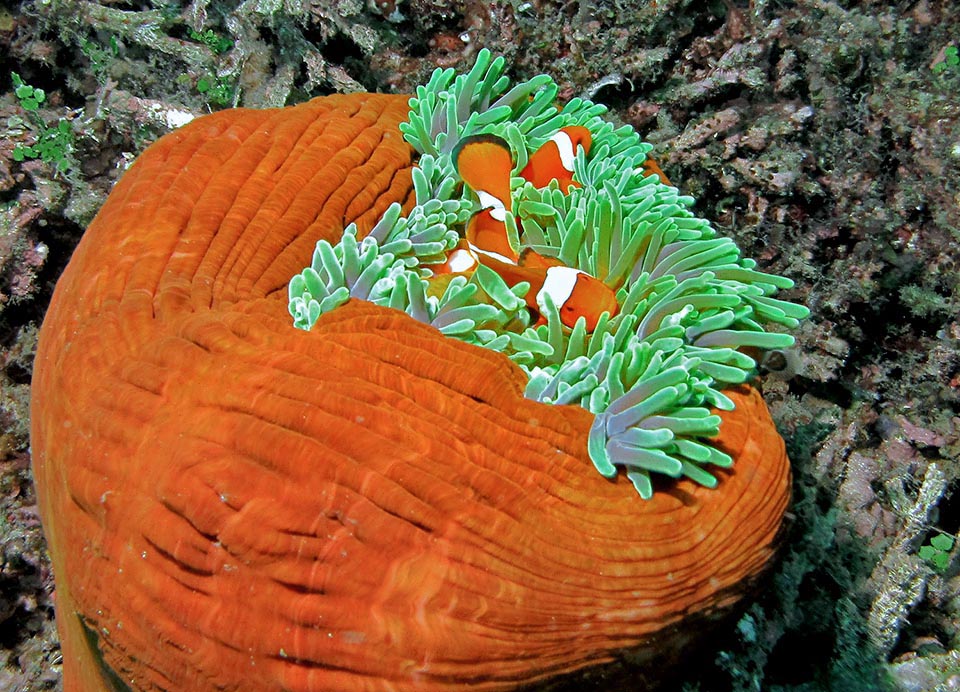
[{"x1": 31, "y1": 93, "x2": 791, "y2": 692}]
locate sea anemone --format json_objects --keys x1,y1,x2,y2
[
  {"x1": 288, "y1": 49, "x2": 808, "y2": 498},
  {"x1": 31, "y1": 57, "x2": 799, "y2": 691}
]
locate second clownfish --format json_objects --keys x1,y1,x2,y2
[
  {"x1": 431, "y1": 128, "x2": 619, "y2": 332},
  {"x1": 519, "y1": 125, "x2": 592, "y2": 191}
]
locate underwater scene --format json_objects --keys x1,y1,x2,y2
[{"x1": 4, "y1": 1, "x2": 959, "y2": 690}]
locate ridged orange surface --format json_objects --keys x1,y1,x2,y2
[{"x1": 31, "y1": 93, "x2": 791, "y2": 692}]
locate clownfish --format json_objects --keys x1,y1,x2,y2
[
  {"x1": 519, "y1": 125, "x2": 592, "y2": 191},
  {"x1": 451, "y1": 133, "x2": 520, "y2": 265},
  {"x1": 434, "y1": 130, "x2": 618, "y2": 331},
  {"x1": 500, "y1": 249, "x2": 619, "y2": 331}
]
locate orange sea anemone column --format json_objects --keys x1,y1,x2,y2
[{"x1": 32, "y1": 91, "x2": 791, "y2": 691}]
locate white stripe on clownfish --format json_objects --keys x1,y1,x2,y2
[
  {"x1": 475, "y1": 189, "x2": 508, "y2": 222},
  {"x1": 550, "y1": 130, "x2": 578, "y2": 173},
  {"x1": 536, "y1": 266, "x2": 582, "y2": 315},
  {"x1": 466, "y1": 241, "x2": 517, "y2": 266},
  {"x1": 445, "y1": 247, "x2": 480, "y2": 273}
]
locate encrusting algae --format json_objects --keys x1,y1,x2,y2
[{"x1": 30, "y1": 50, "x2": 803, "y2": 691}]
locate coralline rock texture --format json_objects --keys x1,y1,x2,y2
[{"x1": 31, "y1": 93, "x2": 791, "y2": 691}]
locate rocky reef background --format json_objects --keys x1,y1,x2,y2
[{"x1": 1, "y1": 0, "x2": 957, "y2": 689}]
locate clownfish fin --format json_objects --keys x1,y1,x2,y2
[
  {"x1": 453, "y1": 134, "x2": 514, "y2": 214},
  {"x1": 640, "y1": 156, "x2": 672, "y2": 186},
  {"x1": 518, "y1": 247, "x2": 565, "y2": 269},
  {"x1": 520, "y1": 125, "x2": 593, "y2": 191}
]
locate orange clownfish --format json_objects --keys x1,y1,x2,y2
[
  {"x1": 451, "y1": 133, "x2": 520, "y2": 265},
  {"x1": 437, "y1": 130, "x2": 618, "y2": 331},
  {"x1": 519, "y1": 125, "x2": 592, "y2": 191},
  {"x1": 505, "y1": 249, "x2": 619, "y2": 331}
]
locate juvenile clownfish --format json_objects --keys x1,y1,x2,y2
[
  {"x1": 519, "y1": 125, "x2": 592, "y2": 191},
  {"x1": 439, "y1": 130, "x2": 618, "y2": 331}
]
